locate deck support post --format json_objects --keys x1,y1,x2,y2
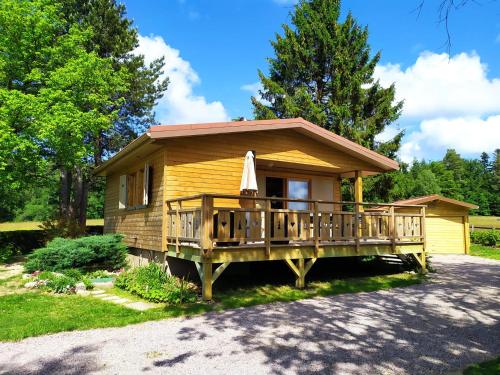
[
  {"x1": 201, "y1": 262, "x2": 212, "y2": 301},
  {"x1": 284, "y1": 258, "x2": 317, "y2": 289},
  {"x1": 196, "y1": 261, "x2": 230, "y2": 301},
  {"x1": 296, "y1": 259, "x2": 305, "y2": 288}
]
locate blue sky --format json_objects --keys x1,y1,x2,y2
[{"x1": 124, "y1": 0, "x2": 500, "y2": 162}]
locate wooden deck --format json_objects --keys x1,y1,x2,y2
[{"x1": 166, "y1": 194, "x2": 427, "y2": 300}]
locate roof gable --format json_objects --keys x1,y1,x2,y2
[
  {"x1": 95, "y1": 118, "x2": 399, "y2": 176},
  {"x1": 392, "y1": 195, "x2": 478, "y2": 209},
  {"x1": 149, "y1": 118, "x2": 398, "y2": 170}
]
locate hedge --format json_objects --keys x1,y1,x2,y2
[{"x1": 24, "y1": 234, "x2": 127, "y2": 273}]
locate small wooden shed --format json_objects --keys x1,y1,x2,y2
[{"x1": 392, "y1": 195, "x2": 478, "y2": 254}]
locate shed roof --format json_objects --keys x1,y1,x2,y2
[
  {"x1": 94, "y1": 117, "x2": 399, "y2": 176},
  {"x1": 392, "y1": 195, "x2": 478, "y2": 210}
]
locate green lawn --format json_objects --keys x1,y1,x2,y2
[
  {"x1": 470, "y1": 244, "x2": 500, "y2": 260},
  {"x1": 463, "y1": 356, "x2": 500, "y2": 375},
  {"x1": 0, "y1": 272, "x2": 424, "y2": 341},
  {"x1": 469, "y1": 216, "x2": 500, "y2": 230},
  {"x1": 0, "y1": 219, "x2": 104, "y2": 232}
]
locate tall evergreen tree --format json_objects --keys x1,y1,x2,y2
[{"x1": 252, "y1": 0, "x2": 403, "y2": 157}]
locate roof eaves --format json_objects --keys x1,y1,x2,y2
[{"x1": 93, "y1": 132, "x2": 151, "y2": 176}]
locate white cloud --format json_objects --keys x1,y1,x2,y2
[
  {"x1": 241, "y1": 81, "x2": 270, "y2": 106},
  {"x1": 375, "y1": 51, "x2": 500, "y2": 119},
  {"x1": 399, "y1": 115, "x2": 500, "y2": 163},
  {"x1": 135, "y1": 35, "x2": 229, "y2": 124},
  {"x1": 241, "y1": 82, "x2": 262, "y2": 97},
  {"x1": 374, "y1": 51, "x2": 500, "y2": 162},
  {"x1": 374, "y1": 125, "x2": 402, "y2": 143}
]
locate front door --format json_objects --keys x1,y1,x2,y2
[{"x1": 266, "y1": 177, "x2": 285, "y2": 209}]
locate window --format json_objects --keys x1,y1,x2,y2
[
  {"x1": 264, "y1": 176, "x2": 310, "y2": 210},
  {"x1": 119, "y1": 163, "x2": 152, "y2": 210},
  {"x1": 287, "y1": 179, "x2": 309, "y2": 210}
]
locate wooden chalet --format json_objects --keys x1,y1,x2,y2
[{"x1": 95, "y1": 118, "x2": 428, "y2": 300}]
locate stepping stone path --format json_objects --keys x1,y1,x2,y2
[{"x1": 88, "y1": 289, "x2": 156, "y2": 311}]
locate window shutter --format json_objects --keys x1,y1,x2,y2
[
  {"x1": 143, "y1": 163, "x2": 150, "y2": 206},
  {"x1": 119, "y1": 175, "x2": 127, "y2": 209}
]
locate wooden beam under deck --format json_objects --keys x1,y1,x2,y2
[{"x1": 167, "y1": 242, "x2": 424, "y2": 263}]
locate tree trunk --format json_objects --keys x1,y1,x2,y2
[
  {"x1": 71, "y1": 167, "x2": 88, "y2": 235},
  {"x1": 59, "y1": 167, "x2": 71, "y2": 227}
]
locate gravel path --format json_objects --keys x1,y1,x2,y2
[{"x1": 1, "y1": 255, "x2": 499, "y2": 375}]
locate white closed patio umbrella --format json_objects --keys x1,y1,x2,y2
[{"x1": 240, "y1": 151, "x2": 258, "y2": 193}]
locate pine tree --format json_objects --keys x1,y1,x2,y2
[{"x1": 252, "y1": 0, "x2": 403, "y2": 157}]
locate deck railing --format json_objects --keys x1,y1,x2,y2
[{"x1": 166, "y1": 194, "x2": 426, "y2": 254}]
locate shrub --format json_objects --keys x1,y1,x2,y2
[
  {"x1": 24, "y1": 234, "x2": 127, "y2": 273},
  {"x1": 29, "y1": 271, "x2": 94, "y2": 293},
  {"x1": 63, "y1": 268, "x2": 83, "y2": 280},
  {"x1": 46, "y1": 275, "x2": 77, "y2": 294},
  {"x1": 86, "y1": 270, "x2": 111, "y2": 279},
  {"x1": 115, "y1": 262, "x2": 197, "y2": 304},
  {"x1": 81, "y1": 276, "x2": 94, "y2": 290},
  {"x1": 0, "y1": 230, "x2": 47, "y2": 255},
  {"x1": 0, "y1": 244, "x2": 20, "y2": 264},
  {"x1": 470, "y1": 230, "x2": 500, "y2": 247}
]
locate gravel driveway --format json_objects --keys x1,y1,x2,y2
[{"x1": 1, "y1": 255, "x2": 499, "y2": 375}]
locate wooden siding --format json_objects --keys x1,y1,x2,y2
[
  {"x1": 394, "y1": 200, "x2": 469, "y2": 254},
  {"x1": 165, "y1": 129, "x2": 368, "y2": 206},
  {"x1": 103, "y1": 149, "x2": 164, "y2": 251},
  {"x1": 426, "y1": 216, "x2": 465, "y2": 254}
]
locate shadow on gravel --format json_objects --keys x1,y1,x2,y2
[
  {"x1": 0, "y1": 344, "x2": 101, "y2": 374},
  {"x1": 177, "y1": 256, "x2": 500, "y2": 375}
]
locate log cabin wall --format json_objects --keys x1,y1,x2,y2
[
  {"x1": 103, "y1": 148, "x2": 165, "y2": 251},
  {"x1": 164, "y1": 129, "x2": 373, "y2": 208}
]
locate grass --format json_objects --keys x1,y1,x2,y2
[
  {"x1": 469, "y1": 244, "x2": 500, "y2": 260},
  {"x1": 463, "y1": 356, "x2": 500, "y2": 375},
  {"x1": 469, "y1": 216, "x2": 500, "y2": 229},
  {"x1": 0, "y1": 272, "x2": 424, "y2": 341},
  {"x1": 0, "y1": 219, "x2": 104, "y2": 232}
]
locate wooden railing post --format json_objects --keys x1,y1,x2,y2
[
  {"x1": 313, "y1": 201, "x2": 319, "y2": 257},
  {"x1": 175, "y1": 201, "x2": 181, "y2": 254},
  {"x1": 354, "y1": 202, "x2": 360, "y2": 252},
  {"x1": 201, "y1": 195, "x2": 213, "y2": 256},
  {"x1": 420, "y1": 206, "x2": 427, "y2": 270},
  {"x1": 265, "y1": 199, "x2": 271, "y2": 257},
  {"x1": 389, "y1": 206, "x2": 396, "y2": 252}
]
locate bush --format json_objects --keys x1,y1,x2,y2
[
  {"x1": 62, "y1": 268, "x2": 83, "y2": 280},
  {"x1": 115, "y1": 263, "x2": 197, "y2": 304},
  {"x1": 46, "y1": 275, "x2": 77, "y2": 294},
  {"x1": 470, "y1": 230, "x2": 500, "y2": 247},
  {"x1": 81, "y1": 276, "x2": 94, "y2": 290},
  {"x1": 24, "y1": 234, "x2": 127, "y2": 273},
  {"x1": 0, "y1": 230, "x2": 47, "y2": 255},
  {"x1": 0, "y1": 244, "x2": 20, "y2": 264},
  {"x1": 28, "y1": 271, "x2": 94, "y2": 293}
]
